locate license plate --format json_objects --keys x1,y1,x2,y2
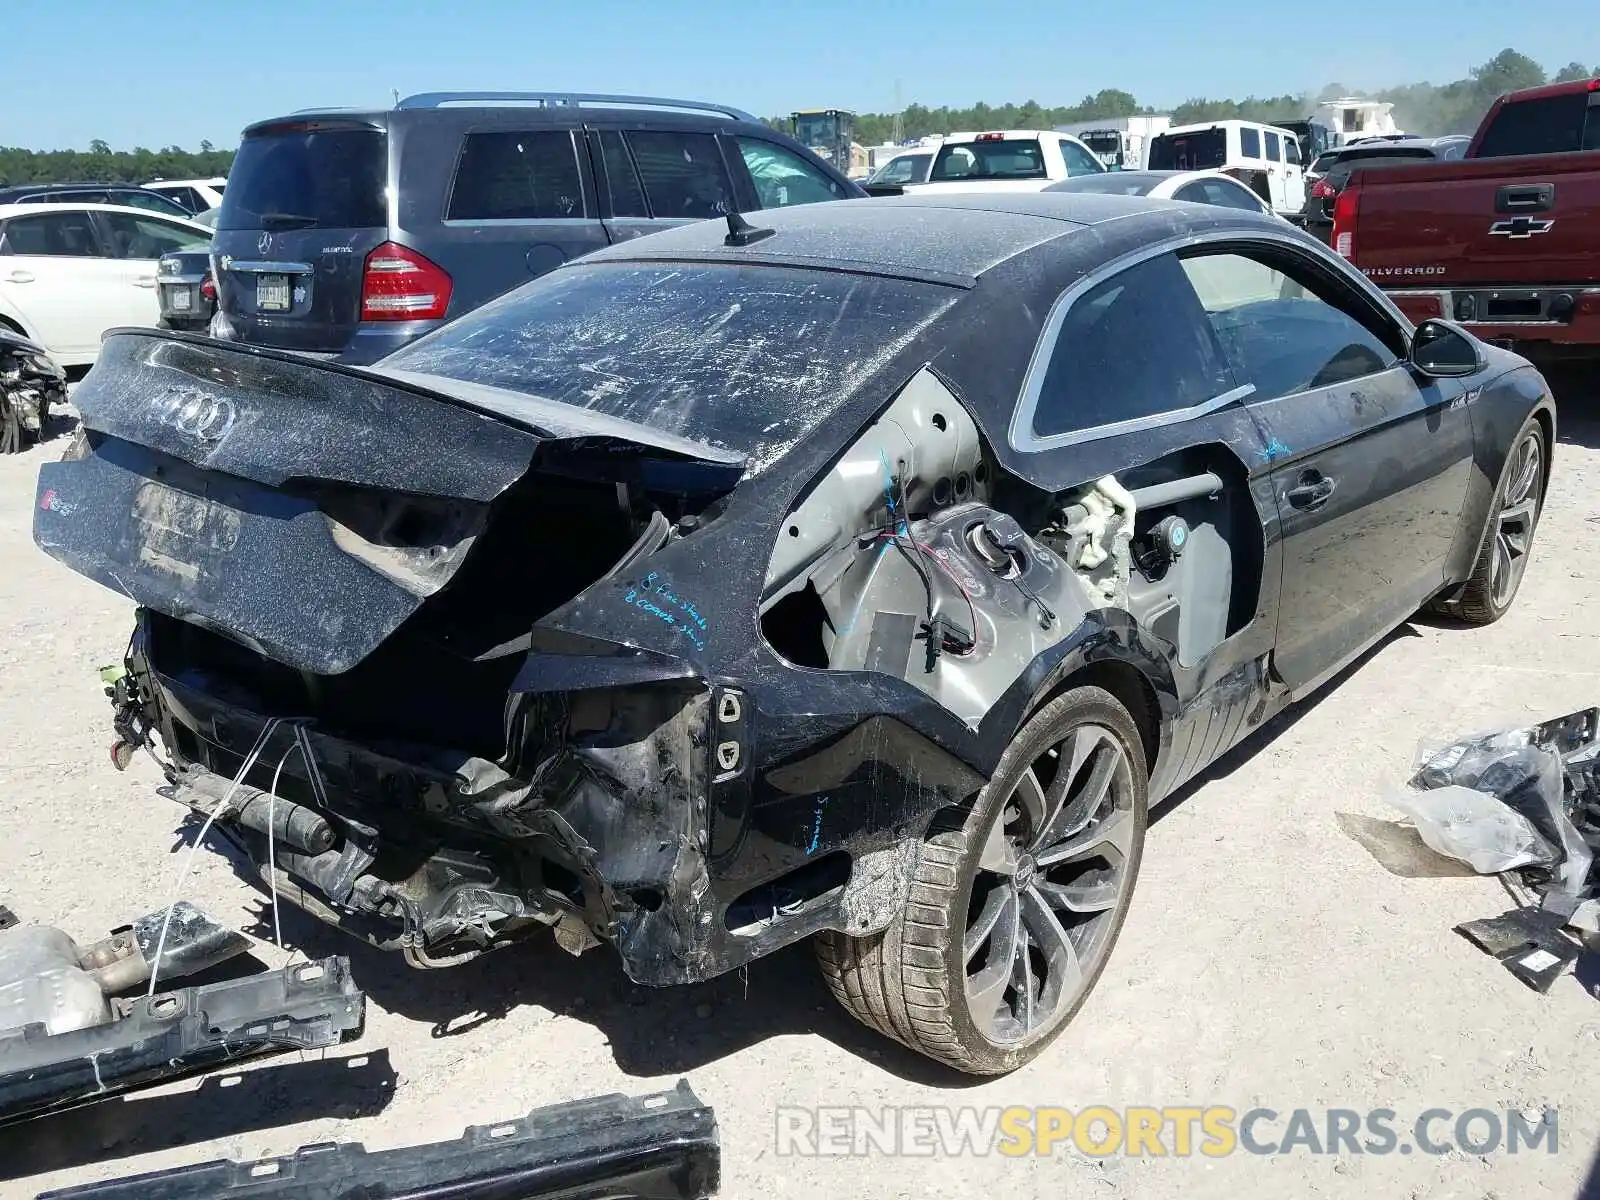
[
  {"x1": 257, "y1": 274, "x2": 291, "y2": 312},
  {"x1": 168, "y1": 288, "x2": 192, "y2": 312}
]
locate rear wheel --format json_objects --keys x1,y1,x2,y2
[
  {"x1": 817, "y1": 686, "x2": 1148, "y2": 1074},
  {"x1": 1449, "y1": 418, "x2": 1546, "y2": 625}
]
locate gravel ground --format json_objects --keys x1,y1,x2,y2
[{"x1": 2, "y1": 370, "x2": 1598, "y2": 1199}]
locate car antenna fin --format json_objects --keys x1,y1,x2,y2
[{"x1": 724, "y1": 211, "x2": 775, "y2": 247}]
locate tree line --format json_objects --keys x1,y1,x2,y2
[
  {"x1": 0, "y1": 141, "x2": 234, "y2": 187},
  {"x1": 2, "y1": 47, "x2": 1595, "y2": 183},
  {"x1": 766, "y1": 48, "x2": 1596, "y2": 145}
]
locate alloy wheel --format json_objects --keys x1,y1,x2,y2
[
  {"x1": 963, "y1": 722, "x2": 1138, "y2": 1045},
  {"x1": 1490, "y1": 432, "x2": 1542, "y2": 611}
]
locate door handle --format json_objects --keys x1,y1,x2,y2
[
  {"x1": 1495, "y1": 182, "x2": 1554, "y2": 213},
  {"x1": 7, "y1": 270, "x2": 35, "y2": 284},
  {"x1": 1286, "y1": 472, "x2": 1336, "y2": 511}
]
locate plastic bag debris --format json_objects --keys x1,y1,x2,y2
[
  {"x1": 1406, "y1": 713, "x2": 1595, "y2": 898},
  {"x1": 1386, "y1": 785, "x2": 1555, "y2": 874}
]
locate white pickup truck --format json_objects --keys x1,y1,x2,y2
[{"x1": 863, "y1": 130, "x2": 1108, "y2": 194}]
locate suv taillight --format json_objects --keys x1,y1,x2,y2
[
  {"x1": 360, "y1": 242, "x2": 452, "y2": 322},
  {"x1": 1331, "y1": 183, "x2": 1361, "y2": 259},
  {"x1": 1310, "y1": 178, "x2": 1337, "y2": 199},
  {"x1": 200, "y1": 274, "x2": 216, "y2": 302}
]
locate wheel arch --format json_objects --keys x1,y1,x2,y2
[{"x1": 1024, "y1": 654, "x2": 1169, "y2": 781}]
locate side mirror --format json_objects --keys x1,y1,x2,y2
[{"x1": 1409, "y1": 318, "x2": 1484, "y2": 379}]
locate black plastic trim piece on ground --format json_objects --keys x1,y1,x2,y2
[
  {"x1": 37, "y1": 1078, "x2": 721, "y2": 1199},
  {"x1": 0, "y1": 956, "x2": 364, "y2": 1127}
]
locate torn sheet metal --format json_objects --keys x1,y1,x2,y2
[
  {"x1": 38, "y1": 1078, "x2": 719, "y2": 1200},
  {"x1": 0, "y1": 957, "x2": 364, "y2": 1126},
  {"x1": 35, "y1": 331, "x2": 741, "y2": 676}
]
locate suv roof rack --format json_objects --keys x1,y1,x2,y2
[{"x1": 394, "y1": 91, "x2": 759, "y2": 123}]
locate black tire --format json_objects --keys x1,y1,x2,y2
[
  {"x1": 1444, "y1": 416, "x2": 1547, "y2": 626},
  {"x1": 816, "y1": 685, "x2": 1148, "y2": 1075}
]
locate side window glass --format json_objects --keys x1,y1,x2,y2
[
  {"x1": 1031, "y1": 252, "x2": 1236, "y2": 439},
  {"x1": 1284, "y1": 138, "x2": 1302, "y2": 165},
  {"x1": 598, "y1": 130, "x2": 649, "y2": 218},
  {"x1": 625, "y1": 131, "x2": 733, "y2": 220},
  {"x1": 1061, "y1": 141, "x2": 1103, "y2": 176},
  {"x1": 1180, "y1": 251, "x2": 1399, "y2": 402},
  {"x1": 1, "y1": 212, "x2": 101, "y2": 257},
  {"x1": 447, "y1": 131, "x2": 584, "y2": 220},
  {"x1": 121, "y1": 191, "x2": 187, "y2": 216},
  {"x1": 1239, "y1": 127, "x2": 1261, "y2": 159},
  {"x1": 735, "y1": 137, "x2": 845, "y2": 208},
  {"x1": 1172, "y1": 183, "x2": 1204, "y2": 203},
  {"x1": 1265, "y1": 131, "x2": 1281, "y2": 161},
  {"x1": 98, "y1": 212, "x2": 209, "y2": 258},
  {"x1": 1206, "y1": 179, "x2": 1266, "y2": 211}
]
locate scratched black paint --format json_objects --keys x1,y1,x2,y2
[{"x1": 35, "y1": 197, "x2": 1556, "y2": 986}]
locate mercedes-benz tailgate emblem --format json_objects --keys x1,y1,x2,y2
[
  {"x1": 257, "y1": 230, "x2": 272, "y2": 254},
  {"x1": 156, "y1": 391, "x2": 237, "y2": 442}
]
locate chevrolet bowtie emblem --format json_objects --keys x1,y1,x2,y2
[{"x1": 1489, "y1": 217, "x2": 1554, "y2": 238}]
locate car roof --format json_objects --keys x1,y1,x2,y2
[
  {"x1": 1157, "y1": 119, "x2": 1297, "y2": 136},
  {"x1": 243, "y1": 103, "x2": 774, "y2": 137},
  {"x1": 1328, "y1": 138, "x2": 1443, "y2": 159},
  {"x1": 940, "y1": 129, "x2": 1071, "y2": 142},
  {"x1": 0, "y1": 201, "x2": 212, "y2": 228},
  {"x1": 570, "y1": 192, "x2": 1277, "y2": 283},
  {"x1": 0, "y1": 182, "x2": 157, "y2": 194},
  {"x1": 1046, "y1": 170, "x2": 1178, "y2": 192}
]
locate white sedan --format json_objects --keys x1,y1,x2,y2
[
  {"x1": 1045, "y1": 169, "x2": 1285, "y2": 217},
  {"x1": 0, "y1": 202, "x2": 212, "y2": 367}
]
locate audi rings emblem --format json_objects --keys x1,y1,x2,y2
[{"x1": 156, "y1": 391, "x2": 237, "y2": 441}]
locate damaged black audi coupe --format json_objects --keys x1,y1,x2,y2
[{"x1": 35, "y1": 193, "x2": 1553, "y2": 1074}]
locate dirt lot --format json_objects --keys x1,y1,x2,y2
[{"x1": 2, "y1": 370, "x2": 1598, "y2": 1199}]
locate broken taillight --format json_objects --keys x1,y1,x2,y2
[
  {"x1": 360, "y1": 242, "x2": 453, "y2": 322},
  {"x1": 1331, "y1": 183, "x2": 1361, "y2": 259}
]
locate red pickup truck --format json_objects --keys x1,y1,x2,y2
[{"x1": 1332, "y1": 78, "x2": 1600, "y2": 352}]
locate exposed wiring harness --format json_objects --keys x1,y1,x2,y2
[{"x1": 875, "y1": 469, "x2": 979, "y2": 670}]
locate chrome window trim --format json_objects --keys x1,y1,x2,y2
[{"x1": 1007, "y1": 224, "x2": 1415, "y2": 454}]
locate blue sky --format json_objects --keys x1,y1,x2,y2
[{"x1": 1, "y1": 0, "x2": 1594, "y2": 151}]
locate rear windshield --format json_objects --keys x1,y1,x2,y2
[
  {"x1": 1474, "y1": 92, "x2": 1599, "y2": 157},
  {"x1": 930, "y1": 138, "x2": 1047, "y2": 182},
  {"x1": 1148, "y1": 129, "x2": 1226, "y2": 171},
  {"x1": 868, "y1": 153, "x2": 931, "y2": 185},
  {"x1": 215, "y1": 126, "x2": 386, "y2": 231},
  {"x1": 1327, "y1": 147, "x2": 1438, "y2": 184},
  {"x1": 382, "y1": 263, "x2": 957, "y2": 473}
]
